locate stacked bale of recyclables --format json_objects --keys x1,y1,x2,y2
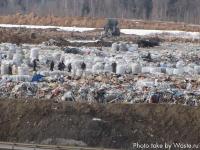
[
  {"x1": 30, "y1": 48, "x2": 39, "y2": 61},
  {"x1": 18, "y1": 65, "x2": 29, "y2": 75},
  {"x1": 132, "y1": 63, "x2": 141, "y2": 74},
  {"x1": 116, "y1": 64, "x2": 127, "y2": 75},
  {"x1": 1, "y1": 61, "x2": 10, "y2": 75}
]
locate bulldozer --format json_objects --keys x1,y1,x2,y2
[{"x1": 102, "y1": 19, "x2": 120, "y2": 38}]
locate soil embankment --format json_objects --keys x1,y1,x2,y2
[{"x1": 0, "y1": 100, "x2": 199, "y2": 149}]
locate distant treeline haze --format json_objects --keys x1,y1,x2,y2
[{"x1": 0, "y1": 0, "x2": 199, "y2": 24}]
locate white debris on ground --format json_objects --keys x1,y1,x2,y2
[
  {"x1": 1, "y1": 42, "x2": 200, "y2": 106},
  {"x1": 0, "y1": 24, "x2": 200, "y2": 39},
  {"x1": 120, "y1": 29, "x2": 200, "y2": 39},
  {"x1": 0, "y1": 24, "x2": 96, "y2": 32}
]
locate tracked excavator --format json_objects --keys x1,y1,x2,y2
[{"x1": 102, "y1": 19, "x2": 120, "y2": 37}]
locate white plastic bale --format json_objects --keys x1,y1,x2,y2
[
  {"x1": 30, "y1": 48, "x2": 39, "y2": 60},
  {"x1": 12, "y1": 65, "x2": 18, "y2": 75},
  {"x1": 16, "y1": 47, "x2": 23, "y2": 54},
  {"x1": 64, "y1": 60, "x2": 70, "y2": 67},
  {"x1": 92, "y1": 62, "x2": 104, "y2": 74},
  {"x1": 94, "y1": 57, "x2": 104, "y2": 63},
  {"x1": 104, "y1": 63, "x2": 112, "y2": 73},
  {"x1": 150, "y1": 67, "x2": 162, "y2": 74},
  {"x1": 119, "y1": 43, "x2": 128, "y2": 51},
  {"x1": 71, "y1": 69, "x2": 76, "y2": 77},
  {"x1": 41, "y1": 55, "x2": 54, "y2": 64},
  {"x1": 23, "y1": 58, "x2": 30, "y2": 66},
  {"x1": 166, "y1": 68, "x2": 174, "y2": 75},
  {"x1": 111, "y1": 43, "x2": 119, "y2": 51},
  {"x1": 1, "y1": 63, "x2": 9, "y2": 75},
  {"x1": 18, "y1": 66, "x2": 29, "y2": 75},
  {"x1": 7, "y1": 51, "x2": 13, "y2": 60},
  {"x1": 53, "y1": 53, "x2": 61, "y2": 61},
  {"x1": 108, "y1": 57, "x2": 116, "y2": 63},
  {"x1": 142, "y1": 67, "x2": 150, "y2": 73},
  {"x1": 160, "y1": 67, "x2": 166, "y2": 74},
  {"x1": 8, "y1": 44, "x2": 16, "y2": 53},
  {"x1": 160, "y1": 62, "x2": 167, "y2": 68},
  {"x1": 115, "y1": 54, "x2": 123, "y2": 60},
  {"x1": 60, "y1": 56, "x2": 65, "y2": 62},
  {"x1": 126, "y1": 65, "x2": 132, "y2": 74},
  {"x1": 185, "y1": 67, "x2": 195, "y2": 75},
  {"x1": 76, "y1": 69, "x2": 83, "y2": 77},
  {"x1": 85, "y1": 69, "x2": 93, "y2": 76},
  {"x1": 188, "y1": 63, "x2": 196, "y2": 68},
  {"x1": 173, "y1": 68, "x2": 184, "y2": 75},
  {"x1": 12, "y1": 75, "x2": 32, "y2": 82},
  {"x1": 194, "y1": 66, "x2": 200, "y2": 74},
  {"x1": 13, "y1": 54, "x2": 22, "y2": 65},
  {"x1": 127, "y1": 44, "x2": 138, "y2": 52},
  {"x1": 104, "y1": 57, "x2": 110, "y2": 62},
  {"x1": 166, "y1": 63, "x2": 173, "y2": 68},
  {"x1": 86, "y1": 62, "x2": 93, "y2": 70},
  {"x1": 2, "y1": 75, "x2": 31, "y2": 82},
  {"x1": 132, "y1": 63, "x2": 141, "y2": 74},
  {"x1": 72, "y1": 60, "x2": 83, "y2": 70},
  {"x1": 176, "y1": 61, "x2": 185, "y2": 68},
  {"x1": 116, "y1": 59, "x2": 125, "y2": 64},
  {"x1": 116, "y1": 65, "x2": 126, "y2": 75},
  {"x1": 1, "y1": 46, "x2": 7, "y2": 51}
]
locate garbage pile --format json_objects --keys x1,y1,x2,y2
[{"x1": 0, "y1": 42, "x2": 200, "y2": 106}]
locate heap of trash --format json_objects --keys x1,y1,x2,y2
[{"x1": 1, "y1": 42, "x2": 200, "y2": 106}]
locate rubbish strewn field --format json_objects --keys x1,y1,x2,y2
[
  {"x1": 0, "y1": 17, "x2": 200, "y2": 149},
  {"x1": 0, "y1": 30, "x2": 200, "y2": 106}
]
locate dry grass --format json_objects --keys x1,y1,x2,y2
[{"x1": 0, "y1": 13, "x2": 200, "y2": 32}]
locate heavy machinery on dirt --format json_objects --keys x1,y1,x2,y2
[{"x1": 102, "y1": 19, "x2": 120, "y2": 37}]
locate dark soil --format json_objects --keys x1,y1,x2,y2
[
  {"x1": 0, "y1": 100, "x2": 199, "y2": 149},
  {"x1": 0, "y1": 27, "x2": 199, "y2": 46}
]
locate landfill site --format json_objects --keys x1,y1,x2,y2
[{"x1": 1, "y1": 14, "x2": 200, "y2": 149}]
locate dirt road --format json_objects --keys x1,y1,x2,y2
[{"x1": 0, "y1": 142, "x2": 115, "y2": 150}]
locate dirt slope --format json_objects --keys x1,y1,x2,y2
[
  {"x1": 0, "y1": 100, "x2": 200, "y2": 149},
  {"x1": 0, "y1": 27, "x2": 199, "y2": 45}
]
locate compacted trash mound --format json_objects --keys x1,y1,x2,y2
[{"x1": 0, "y1": 100, "x2": 200, "y2": 149}]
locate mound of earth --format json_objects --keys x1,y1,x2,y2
[{"x1": 0, "y1": 100, "x2": 199, "y2": 149}]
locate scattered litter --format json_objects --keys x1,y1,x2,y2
[{"x1": 0, "y1": 42, "x2": 200, "y2": 106}]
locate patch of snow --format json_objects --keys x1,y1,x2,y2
[
  {"x1": 58, "y1": 26, "x2": 95, "y2": 32},
  {"x1": 92, "y1": 118, "x2": 102, "y2": 121},
  {"x1": 0, "y1": 24, "x2": 200, "y2": 39},
  {"x1": 0, "y1": 24, "x2": 95, "y2": 32},
  {"x1": 68, "y1": 40, "x2": 100, "y2": 43},
  {"x1": 120, "y1": 29, "x2": 200, "y2": 39}
]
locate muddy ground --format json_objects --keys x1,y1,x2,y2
[
  {"x1": 0, "y1": 27, "x2": 199, "y2": 46},
  {"x1": 0, "y1": 27, "x2": 140, "y2": 46},
  {"x1": 0, "y1": 100, "x2": 200, "y2": 149}
]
